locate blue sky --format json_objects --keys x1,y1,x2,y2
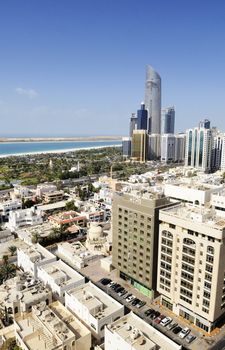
[{"x1": 0, "y1": 0, "x2": 225, "y2": 136}]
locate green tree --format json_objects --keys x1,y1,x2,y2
[{"x1": 8, "y1": 246, "x2": 17, "y2": 256}]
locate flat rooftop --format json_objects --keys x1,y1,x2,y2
[
  {"x1": 67, "y1": 282, "x2": 123, "y2": 318},
  {"x1": 160, "y1": 203, "x2": 225, "y2": 230},
  {"x1": 18, "y1": 243, "x2": 55, "y2": 263},
  {"x1": 15, "y1": 301, "x2": 90, "y2": 350},
  {"x1": 106, "y1": 312, "x2": 181, "y2": 350},
  {"x1": 39, "y1": 260, "x2": 84, "y2": 286}
]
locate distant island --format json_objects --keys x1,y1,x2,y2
[{"x1": 0, "y1": 136, "x2": 123, "y2": 143}]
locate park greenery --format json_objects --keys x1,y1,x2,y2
[{"x1": 0, "y1": 146, "x2": 154, "y2": 186}]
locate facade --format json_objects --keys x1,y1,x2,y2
[
  {"x1": 221, "y1": 134, "x2": 225, "y2": 171},
  {"x1": 185, "y1": 123, "x2": 212, "y2": 171},
  {"x1": 161, "y1": 107, "x2": 175, "y2": 134},
  {"x1": 137, "y1": 102, "x2": 148, "y2": 130},
  {"x1": 161, "y1": 134, "x2": 176, "y2": 163},
  {"x1": 14, "y1": 301, "x2": 91, "y2": 350},
  {"x1": 112, "y1": 192, "x2": 173, "y2": 298},
  {"x1": 8, "y1": 207, "x2": 43, "y2": 231},
  {"x1": 147, "y1": 133, "x2": 161, "y2": 160},
  {"x1": 131, "y1": 130, "x2": 148, "y2": 162},
  {"x1": 105, "y1": 312, "x2": 182, "y2": 350},
  {"x1": 129, "y1": 113, "x2": 137, "y2": 137},
  {"x1": 36, "y1": 184, "x2": 57, "y2": 197},
  {"x1": 0, "y1": 200, "x2": 22, "y2": 219},
  {"x1": 48, "y1": 211, "x2": 87, "y2": 228},
  {"x1": 65, "y1": 282, "x2": 124, "y2": 339},
  {"x1": 122, "y1": 137, "x2": 131, "y2": 158},
  {"x1": 144, "y1": 65, "x2": 161, "y2": 134},
  {"x1": 17, "y1": 243, "x2": 57, "y2": 279},
  {"x1": 57, "y1": 241, "x2": 98, "y2": 269},
  {"x1": 0, "y1": 273, "x2": 52, "y2": 317},
  {"x1": 42, "y1": 190, "x2": 64, "y2": 204},
  {"x1": 211, "y1": 131, "x2": 224, "y2": 171},
  {"x1": 157, "y1": 203, "x2": 225, "y2": 332},
  {"x1": 37, "y1": 260, "x2": 85, "y2": 302},
  {"x1": 175, "y1": 133, "x2": 186, "y2": 162}
]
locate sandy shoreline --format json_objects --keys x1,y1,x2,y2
[
  {"x1": 0, "y1": 136, "x2": 122, "y2": 143},
  {"x1": 0, "y1": 144, "x2": 122, "y2": 158}
]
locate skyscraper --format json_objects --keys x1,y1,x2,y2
[
  {"x1": 144, "y1": 65, "x2": 161, "y2": 134},
  {"x1": 129, "y1": 113, "x2": 137, "y2": 137},
  {"x1": 137, "y1": 102, "x2": 148, "y2": 130},
  {"x1": 161, "y1": 107, "x2": 175, "y2": 134},
  {"x1": 131, "y1": 130, "x2": 148, "y2": 162}
]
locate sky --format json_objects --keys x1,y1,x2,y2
[{"x1": 0, "y1": 0, "x2": 225, "y2": 136}]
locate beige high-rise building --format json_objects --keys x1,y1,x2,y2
[
  {"x1": 112, "y1": 192, "x2": 172, "y2": 298},
  {"x1": 131, "y1": 130, "x2": 148, "y2": 162},
  {"x1": 157, "y1": 203, "x2": 225, "y2": 332}
]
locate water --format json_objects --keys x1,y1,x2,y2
[{"x1": 0, "y1": 140, "x2": 122, "y2": 157}]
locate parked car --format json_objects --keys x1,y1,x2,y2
[
  {"x1": 160, "y1": 317, "x2": 172, "y2": 327},
  {"x1": 179, "y1": 327, "x2": 190, "y2": 339},
  {"x1": 167, "y1": 322, "x2": 178, "y2": 330},
  {"x1": 131, "y1": 298, "x2": 140, "y2": 306},
  {"x1": 114, "y1": 285, "x2": 123, "y2": 293},
  {"x1": 111, "y1": 283, "x2": 120, "y2": 290},
  {"x1": 124, "y1": 293, "x2": 132, "y2": 300},
  {"x1": 173, "y1": 326, "x2": 182, "y2": 334},
  {"x1": 186, "y1": 334, "x2": 196, "y2": 343},
  {"x1": 118, "y1": 288, "x2": 126, "y2": 296},
  {"x1": 126, "y1": 295, "x2": 135, "y2": 303},
  {"x1": 154, "y1": 314, "x2": 165, "y2": 324},
  {"x1": 100, "y1": 278, "x2": 111, "y2": 286},
  {"x1": 144, "y1": 308, "x2": 154, "y2": 316},
  {"x1": 136, "y1": 301, "x2": 146, "y2": 308},
  {"x1": 108, "y1": 281, "x2": 115, "y2": 288},
  {"x1": 150, "y1": 311, "x2": 160, "y2": 319}
]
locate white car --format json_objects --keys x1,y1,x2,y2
[
  {"x1": 126, "y1": 295, "x2": 135, "y2": 303},
  {"x1": 179, "y1": 327, "x2": 190, "y2": 339},
  {"x1": 160, "y1": 317, "x2": 172, "y2": 327}
]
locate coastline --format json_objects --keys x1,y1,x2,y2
[
  {"x1": 0, "y1": 136, "x2": 122, "y2": 143},
  {"x1": 0, "y1": 144, "x2": 122, "y2": 158}
]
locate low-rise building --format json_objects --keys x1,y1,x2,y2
[
  {"x1": 48, "y1": 211, "x2": 87, "y2": 229},
  {"x1": 42, "y1": 190, "x2": 64, "y2": 204},
  {"x1": 105, "y1": 312, "x2": 181, "y2": 350},
  {"x1": 57, "y1": 241, "x2": 99, "y2": 269},
  {"x1": 17, "y1": 243, "x2": 56, "y2": 279},
  {"x1": 14, "y1": 301, "x2": 91, "y2": 350},
  {"x1": 65, "y1": 282, "x2": 124, "y2": 339},
  {"x1": 36, "y1": 184, "x2": 57, "y2": 197},
  {"x1": 0, "y1": 200, "x2": 22, "y2": 219},
  {"x1": 37, "y1": 260, "x2": 85, "y2": 302},
  {"x1": 0, "y1": 273, "x2": 52, "y2": 317},
  {"x1": 8, "y1": 207, "x2": 43, "y2": 231},
  {"x1": 16, "y1": 222, "x2": 55, "y2": 245}
]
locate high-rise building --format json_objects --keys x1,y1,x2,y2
[
  {"x1": 199, "y1": 119, "x2": 211, "y2": 129},
  {"x1": 112, "y1": 192, "x2": 172, "y2": 298},
  {"x1": 131, "y1": 130, "x2": 148, "y2": 162},
  {"x1": 161, "y1": 134, "x2": 176, "y2": 163},
  {"x1": 122, "y1": 137, "x2": 131, "y2": 158},
  {"x1": 144, "y1": 65, "x2": 161, "y2": 134},
  {"x1": 174, "y1": 133, "x2": 186, "y2": 163},
  {"x1": 129, "y1": 113, "x2": 137, "y2": 137},
  {"x1": 157, "y1": 203, "x2": 225, "y2": 332},
  {"x1": 137, "y1": 102, "x2": 148, "y2": 130},
  {"x1": 221, "y1": 135, "x2": 225, "y2": 171},
  {"x1": 161, "y1": 107, "x2": 175, "y2": 134},
  {"x1": 211, "y1": 130, "x2": 224, "y2": 171},
  {"x1": 185, "y1": 122, "x2": 212, "y2": 171},
  {"x1": 148, "y1": 134, "x2": 161, "y2": 160}
]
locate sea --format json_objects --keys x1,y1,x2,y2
[{"x1": 0, "y1": 140, "x2": 122, "y2": 157}]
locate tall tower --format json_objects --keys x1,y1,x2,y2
[
  {"x1": 144, "y1": 65, "x2": 161, "y2": 134},
  {"x1": 161, "y1": 107, "x2": 175, "y2": 134},
  {"x1": 137, "y1": 102, "x2": 148, "y2": 130}
]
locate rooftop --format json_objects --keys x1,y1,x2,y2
[
  {"x1": 106, "y1": 312, "x2": 181, "y2": 350},
  {"x1": 67, "y1": 282, "x2": 123, "y2": 318},
  {"x1": 18, "y1": 243, "x2": 55, "y2": 263}
]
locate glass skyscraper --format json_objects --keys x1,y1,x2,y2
[
  {"x1": 161, "y1": 107, "x2": 175, "y2": 134},
  {"x1": 144, "y1": 65, "x2": 161, "y2": 134},
  {"x1": 137, "y1": 102, "x2": 148, "y2": 130}
]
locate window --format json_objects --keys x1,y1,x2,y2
[
  {"x1": 169, "y1": 224, "x2": 175, "y2": 229},
  {"x1": 207, "y1": 246, "x2": 214, "y2": 255}
]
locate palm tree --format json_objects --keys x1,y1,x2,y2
[{"x1": 8, "y1": 246, "x2": 17, "y2": 256}]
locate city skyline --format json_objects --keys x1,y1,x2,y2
[{"x1": 0, "y1": 0, "x2": 225, "y2": 136}]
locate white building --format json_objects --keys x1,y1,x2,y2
[
  {"x1": 8, "y1": 207, "x2": 43, "y2": 231},
  {"x1": 105, "y1": 312, "x2": 181, "y2": 350},
  {"x1": 185, "y1": 121, "x2": 212, "y2": 171},
  {"x1": 148, "y1": 133, "x2": 161, "y2": 160},
  {"x1": 220, "y1": 134, "x2": 225, "y2": 171},
  {"x1": 175, "y1": 133, "x2": 186, "y2": 162},
  {"x1": 37, "y1": 260, "x2": 85, "y2": 302},
  {"x1": 157, "y1": 203, "x2": 225, "y2": 332},
  {"x1": 65, "y1": 282, "x2": 124, "y2": 339},
  {"x1": 0, "y1": 200, "x2": 22, "y2": 218},
  {"x1": 0, "y1": 273, "x2": 52, "y2": 317},
  {"x1": 57, "y1": 241, "x2": 99, "y2": 269},
  {"x1": 14, "y1": 301, "x2": 91, "y2": 350},
  {"x1": 164, "y1": 181, "x2": 222, "y2": 206},
  {"x1": 17, "y1": 243, "x2": 56, "y2": 279},
  {"x1": 211, "y1": 131, "x2": 224, "y2": 171},
  {"x1": 36, "y1": 184, "x2": 57, "y2": 197},
  {"x1": 161, "y1": 134, "x2": 175, "y2": 163}
]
